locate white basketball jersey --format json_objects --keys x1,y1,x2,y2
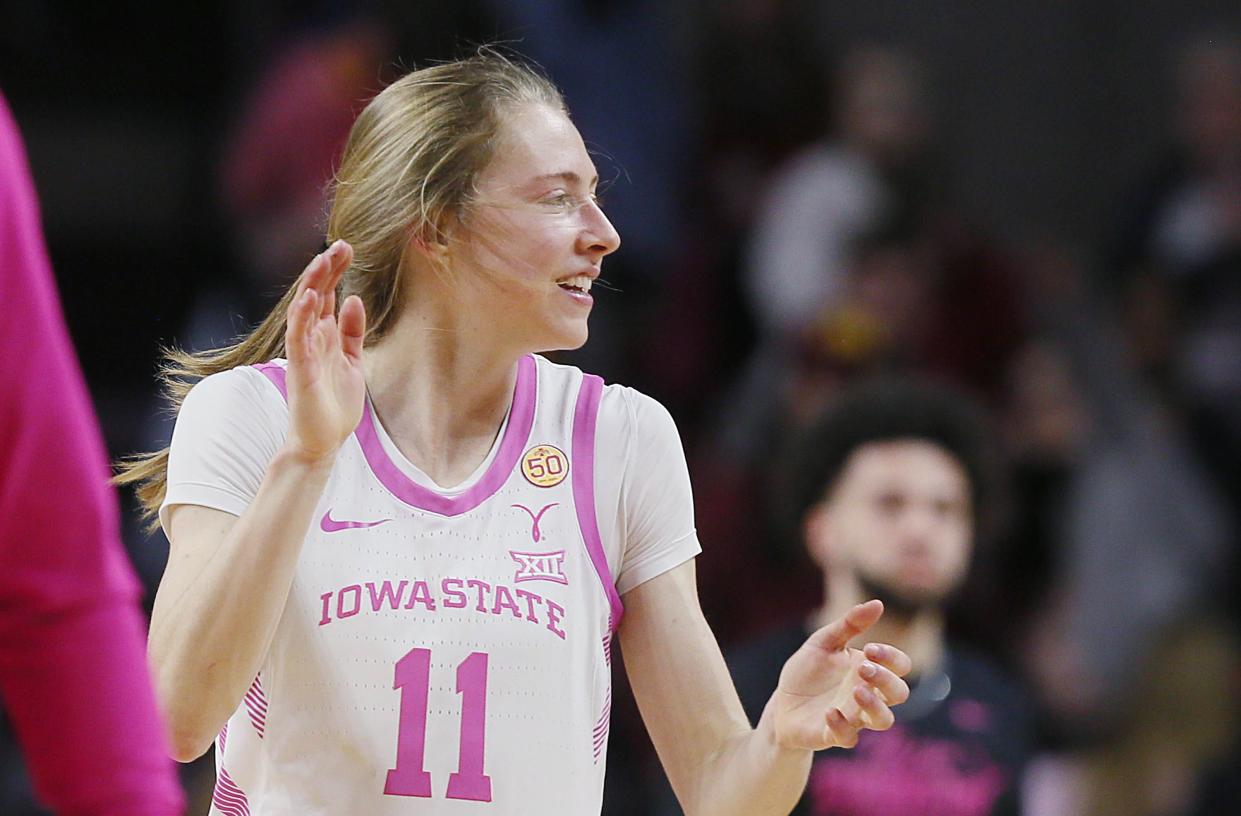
[{"x1": 209, "y1": 354, "x2": 622, "y2": 815}]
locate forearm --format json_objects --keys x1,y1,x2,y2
[
  {"x1": 688, "y1": 703, "x2": 812, "y2": 816},
  {"x1": 629, "y1": 573, "x2": 904, "y2": 816},
  {"x1": 149, "y1": 447, "x2": 332, "y2": 759},
  {"x1": 622, "y1": 565, "x2": 813, "y2": 816}
]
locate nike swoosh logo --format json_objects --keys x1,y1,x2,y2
[{"x1": 320, "y1": 510, "x2": 393, "y2": 533}]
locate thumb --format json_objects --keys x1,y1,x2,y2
[{"x1": 805, "y1": 600, "x2": 884, "y2": 653}]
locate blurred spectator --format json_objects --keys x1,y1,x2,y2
[
  {"x1": 745, "y1": 45, "x2": 932, "y2": 337},
  {"x1": 1000, "y1": 245, "x2": 1238, "y2": 816},
  {"x1": 674, "y1": 379, "x2": 1034, "y2": 815},
  {"x1": 692, "y1": 0, "x2": 827, "y2": 233},
  {"x1": 697, "y1": 219, "x2": 1024, "y2": 615},
  {"x1": 787, "y1": 221, "x2": 1024, "y2": 417},
  {"x1": 1107, "y1": 34, "x2": 1241, "y2": 609},
  {"x1": 0, "y1": 91, "x2": 184, "y2": 816},
  {"x1": 1024, "y1": 239, "x2": 1231, "y2": 723},
  {"x1": 716, "y1": 45, "x2": 1024, "y2": 468},
  {"x1": 639, "y1": 0, "x2": 825, "y2": 423},
  {"x1": 218, "y1": 13, "x2": 392, "y2": 318}
]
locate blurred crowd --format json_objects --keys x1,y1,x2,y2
[{"x1": 3, "y1": 1, "x2": 1241, "y2": 814}]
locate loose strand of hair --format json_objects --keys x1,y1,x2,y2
[{"x1": 112, "y1": 278, "x2": 301, "y2": 529}]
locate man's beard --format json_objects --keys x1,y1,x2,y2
[{"x1": 853, "y1": 568, "x2": 943, "y2": 622}]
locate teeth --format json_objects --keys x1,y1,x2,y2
[{"x1": 559, "y1": 275, "x2": 592, "y2": 293}]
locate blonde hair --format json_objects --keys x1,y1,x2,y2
[{"x1": 116, "y1": 49, "x2": 565, "y2": 525}]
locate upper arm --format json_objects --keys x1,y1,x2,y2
[
  {"x1": 159, "y1": 365, "x2": 287, "y2": 531},
  {"x1": 153, "y1": 504, "x2": 241, "y2": 625},
  {"x1": 153, "y1": 367, "x2": 282, "y2": 632},
  {"x1": 610, "y1": 388, "x2": 701, "y2": 595},
  {"x1": 619, "y1": 559, "x2": 751, "y2": 813},
  {"x1": 608, "y1": 388, "x2": 737, "y2": 809}
]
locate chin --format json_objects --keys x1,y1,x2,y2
[
  {"x1": 855, "y1": 571, "x2": 952, "y2": 619},
  {"x1": 540, "y1": 323, "x2": 589, "y2": 353}
]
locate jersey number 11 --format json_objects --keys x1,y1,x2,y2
[{"x1": 384, "y1": 647, "x2": 493, "y2": 802}]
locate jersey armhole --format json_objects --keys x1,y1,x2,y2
[{"x1": 570, "y1": 373, "x2": 624, "y2": 630}]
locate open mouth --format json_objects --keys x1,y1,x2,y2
[{"x1": 557, "y1": 274, "x2": 593, "y2": 295}]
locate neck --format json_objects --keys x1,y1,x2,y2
[
  {"x1": 363, "y1": 305, "x2": 523, "y2": 488},
  {"x1": 815, "y1": 585, "x2": 947, "y2": 677}
]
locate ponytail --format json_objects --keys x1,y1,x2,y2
[{"x1": 113, "y1": 280, "x2": 300, "y2": 528}]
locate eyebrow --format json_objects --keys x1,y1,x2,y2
[{"x1": 532, "y1": 171, "x2": 599, "y2": 187}]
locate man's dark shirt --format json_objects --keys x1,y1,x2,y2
[{"x1": 728, "y1": 623, "x2": 1033, "y2": 816}]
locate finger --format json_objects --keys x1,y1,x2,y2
[
  {"x1": 854, "y1": 686, "x2": 896, "y2": 731},
  {"x1": 286, "y1": 288, "x2": 316, "y2": 362},
  {"x1": 304, "y1": 290, "x2": 322, "y2": 357},
  {"x1": 323, "y1": 239, "x2": 351, "y2": 275},
  {"x1": 863, "y1": 642, "x2": 913, "y2": 677},
  {"x1": 326, "y1": 238, "x2": 353, "y2": 268},
  {"x1": 806, "y1": 599, "x2": 884, "y2": 653},
  {"x1": 825, "y1": 708, "x2": 859, "y2": 749},
  {"x1": 320, "y1": 240, "x2": 352, "y2": 318},
  {"x1": 339, "y1": 295, "x2": 366, "y2": 361},
  {"x1": 296, "y1": 250, "x2": 329, "y2": 299},
  {"x1": 858, "y1": 661, "x2": 910, "y2": 705}
]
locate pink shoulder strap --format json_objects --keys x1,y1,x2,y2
[
  {"x1": 253, "y1": 362, "x2": 288, "y2": 401},
  {"x1": 570, "y1": 373, "x2": 623, "y2": 630}
]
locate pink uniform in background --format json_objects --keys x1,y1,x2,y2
[{"x1": 0, "y1": 92, "x2": 184, "y2": 815}]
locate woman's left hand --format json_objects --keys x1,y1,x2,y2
[{"x1": 768, "y1": 600, "x2": 912, "y2": 750}]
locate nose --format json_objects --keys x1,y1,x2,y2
[
  {"x1": 579, "y1": 199, "x2": 621, "y2": 259},
  {"x1": 897, "y1": 503, "x2": 940, "y2": 544}
]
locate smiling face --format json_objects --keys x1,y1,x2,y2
[
  {"x1": 448, "y1": 103, "x2": 621, "y2": 353},
  {"x1": 808, "y1": 439, "x2": 974, "y2": 617}
]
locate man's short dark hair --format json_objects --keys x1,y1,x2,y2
[{"x1": 789, "y1": 377, "x2": 993, "y2": 529}]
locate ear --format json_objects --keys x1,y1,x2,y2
[
  {"x1": 409, "y1": 229, "x2": 450, "y2": 262},
  {"x1": 803, "y1": 502, "x2": 836, "y2": 569}
]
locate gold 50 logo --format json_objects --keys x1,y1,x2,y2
[{"x1": 521, "y1": 444, "x2": 568, "y2": 487}]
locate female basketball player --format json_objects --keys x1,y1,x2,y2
[{"x1": 120, "y1": 52, "x2": 910, "y2": 815}]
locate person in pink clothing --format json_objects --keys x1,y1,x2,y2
[{"x1": 0, "y1": 91, "x2": 185, "y2": 815}]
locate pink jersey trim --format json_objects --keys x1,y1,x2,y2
[
  {"x1": 243, "y1": 673, "x2": 268, "y2": 739},
  {"x1": 355, "y1": 354, "x2": 537, "y2": 516},
  {"x1": 570, "y1": 373, "x2": 624, "y2": 630},
  {"x1": 592, "y1": 629, "x2": 615, "y2": 763},
  {"x1": 592, "y1": 684, "x2": 613, "y2": 763},
  {"x1": 212, "y1": 723, "x2": 252, "y2": 816},
  {"x1": 251, "y1": 356, "x2": 538, "y2": 518},
  {"x1": 253, "y1": 362, "x2": 287, "y2": 399}
]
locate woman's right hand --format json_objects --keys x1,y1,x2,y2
[{"x1": 283, "y1": 239, "x2": 367, "y2": 464}]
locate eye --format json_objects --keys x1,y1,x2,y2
[
  {"x1": 541, "y1": 192, "x2": 577, "y2": 209},
  {"x1": 875, "y1": 493, "x2": 904, "y2": 516},
  {"x1": 934, "y1": 498, "x2": 968, "y2": 520}
]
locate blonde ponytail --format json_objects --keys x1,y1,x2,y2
[{"x1": 113, "y1": 280, "x2": 300, "y2": 523}]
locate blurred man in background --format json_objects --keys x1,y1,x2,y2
[{"x1": 723, "y1": 379, "x2": 1033, "y2": 816}]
